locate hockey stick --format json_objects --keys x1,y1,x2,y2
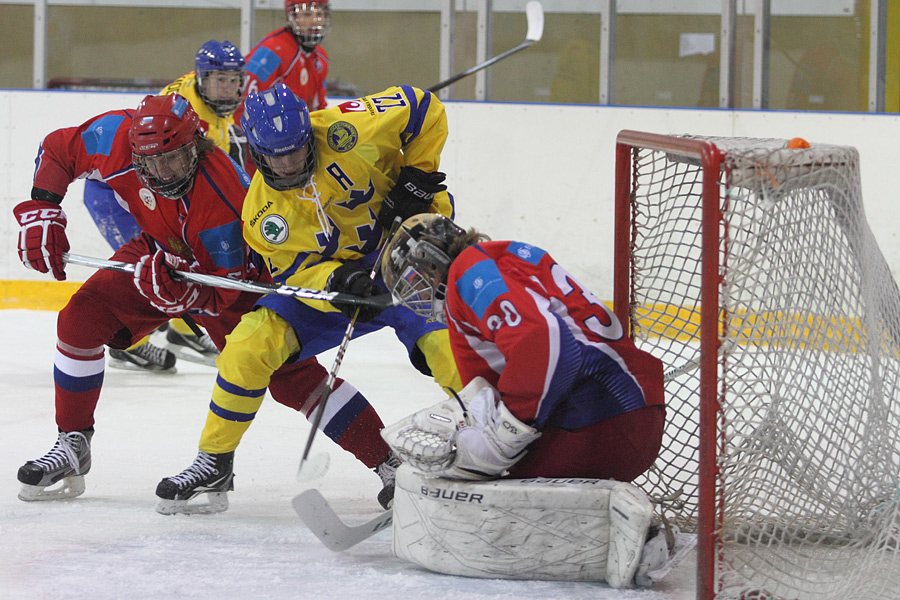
[
  {"x1": 296, "y1": 217, "x2": 403, "y2": 479},
  {"x1": 427, "y1": 1, "x2": 544, "y2": 93},
  {"x1": 62, "y1": 253, "x2": 394, "y2": 310},
  {"x1": 292, "y1": 489, "x2": 393, "y2": 551}
]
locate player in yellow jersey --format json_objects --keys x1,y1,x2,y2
[{"x1": 156, "y1": 83, "x2": 461, "y2": 512}]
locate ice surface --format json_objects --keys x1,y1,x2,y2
[{"x1": 0, "y1": 310, "x2": 695, "y2": 600}]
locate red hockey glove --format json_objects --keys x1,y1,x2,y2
[
  {"x1": 133, "y1": 250, "x2": 205, "y2": 314},
  {"x1": 13, "y1": 199, "x2": 70, "y2": 281}
]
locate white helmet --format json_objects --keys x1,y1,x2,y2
[{"x1": 381, "y1": 214, "x2": 466, "y2": 324}]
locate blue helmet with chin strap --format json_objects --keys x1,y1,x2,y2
[
  {"x1": 194, "y1": 40, "x2": 245, "y2": 117},
  {"x1": 240, "y1": 83, "x2": 316, "y2": 191}
]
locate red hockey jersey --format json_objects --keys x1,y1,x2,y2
[
  {"x1": 32, "y1": 108, "x2": 258, "y2": 315},
  {"x1": 445, "y1": 241, "x2": 665, "y2": 430},
  {"x1": 241, "y1": 28, "x2": 328, "y2": 114}
]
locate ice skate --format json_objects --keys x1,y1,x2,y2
[
  {"x1": 155, "y1": 450, "x2": 234, "y2": 515},
  {"x1": 374, "y1": 450, "x2": 402, "y2": 509},
  {"x1": 165, "y1": 328, "x2": 219, "y2": 367},
  {"x1": 108, "y1": 343, "x2": 176, "y2": 373},
  {"x1": 17, "y1": 429, "x2": 93, "y2": 501}
]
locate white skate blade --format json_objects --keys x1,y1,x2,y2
[
  {"x1": 296, "y1": 452, "x2": 330, "y2": 482},
  {"x1": 107, "y1": 358, "x2": 178, "y2": 374},
  {"x1": 155, "y1": 492, "x2": 229, "y2": 515},
  {"x1": 18, "y1": 476, "x2": 86, "y2": 501},
  {"x1": 165, "y1": 345, "x2": 218, "y2": 367},
  {"x1": 636, "y1": 532, "x2": 698, "y2": 587}
]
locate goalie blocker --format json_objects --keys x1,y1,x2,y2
[{"x1": 391, "y1": 465, "x2": 695, "y2": 587}]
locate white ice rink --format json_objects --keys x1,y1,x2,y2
[{"x1": 0, "y1": 309, "x2": 696, "y2": 600}]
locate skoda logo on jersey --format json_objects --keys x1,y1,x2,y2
[
  {"x1": 260, "y1": 214, "x2": 289, "y2": 244},
  {"x1": 139, "y1": 188, "x2": 157, "y2": 210},
  {"x1": 473, "y1": 277, "x2": 484, "y2": 290},
  {"x1": 327, "y1": 121, "x2": 358, "y2": 153},
  {"x1": 516, "y1": 245, "x2": 533, "y2": 260}
]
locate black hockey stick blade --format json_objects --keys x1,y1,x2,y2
[
  {"x1": 62, "y1": 252, "x2": 394, "y2": 309},
  {"x1": 428, "y1": 0, "x2": 544, "y2": 93},
  {"x1": 292, "y1": 489, "x2": 393, "y2": 552}
]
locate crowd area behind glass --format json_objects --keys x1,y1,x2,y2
[{"x1": 1, "y1": 1, "x2": 898, "y2": 112}]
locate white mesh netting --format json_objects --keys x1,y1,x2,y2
[{"x1": 622, "y1": 134, "x2": 900, "y2": 600}]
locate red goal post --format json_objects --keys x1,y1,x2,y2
[{"x1": 613, "y1": 130, "x2": 900, "y2": 600}]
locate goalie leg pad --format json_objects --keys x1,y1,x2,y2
[
  {"x1": 392, "y1": 464, "x2": 617, "y2": 581},
  {"x1": 606, "y1": 481, "x2": 654, "y2": 588}
]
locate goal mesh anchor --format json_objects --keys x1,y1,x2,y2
[{"x1": 614, "y1": 131, "x2": 900, "y2": 600}]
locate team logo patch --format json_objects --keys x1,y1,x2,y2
[
  {"x1": 139, "y1": 188, "x2": 156, "y2": 210},
  {"x1": 326, "y1": 121, "x2": 358, "y2": 153},
  {"x1": 260, "y1": 214, "x2": 289, "y2": 244}
]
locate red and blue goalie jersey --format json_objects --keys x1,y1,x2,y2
[
  {"x1": 32, "y1": 108, "x2": 259, "y2": 314},
  {"x1": 445, "y1": 241, "x2": 665, "y2": 431}
]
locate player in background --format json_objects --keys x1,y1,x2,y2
[
  {"x1": 82, "y1": 40, "x2": 252, "y2": 371},
  {"x1": 234, "y1": 0, "x2": 331, "y2": 122},
  {"x1": 380, "y1": 214, "x2": 666, "y2": 482},
  {"x1": 13, "y1": 95, "x2": 389, "y2": 513},
  {"x1": 157, "y1": 83, "x2": 461, "y2": 512}
]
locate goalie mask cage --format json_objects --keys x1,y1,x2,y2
[{"x1": 613, "y1": 130, "x2": 900, "y2": 600}]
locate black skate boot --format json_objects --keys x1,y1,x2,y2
[
  {"x1": 374, "y1": 450, "x2": 402, "y2": 510},
  {"x1": 108, "y1": 342, "x2": 176, "y2": 372},
  {"x1": 17, "y1": 428, "x2": 94, "y2": 501},
  {"x1": 155, "y1": 451, "x2": 235, "y2": 515},
  {"x1": 165, "y1": 328, "x2": 219, "y2": 367}
]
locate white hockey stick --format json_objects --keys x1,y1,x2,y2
[
  {"x1": 428, "y1": 1, "x2": 544, "y2": 93},
  {"x1": 296, "y1": 217, "x2": 403, "y2": 480},
  {"x1": 292, "y1": 489, "x2": 393, "y2": 551},
  {"x1": 62, "y1": 252, "x2": 394, "y2": 310}
]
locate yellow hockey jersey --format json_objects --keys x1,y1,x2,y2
[
  {"x1": 160, "y1": 72, "x2": 236, "y2": 155},
  {"x1": 242, "y1": 85, "x2": 455, "y2": 313}
]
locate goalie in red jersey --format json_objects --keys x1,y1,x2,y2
[
  {"x1": 380, "y1": 214, "x2": 666, "y2": 482},
  {"x1": 12, "y1": 94, "x2": 393, "y2": 512}
]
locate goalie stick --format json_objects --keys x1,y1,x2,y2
[
  {"x1": 62, "y1": 252, "x2": 394, "y2": 309},
  {"x1": 427, "y1": 0, "x2": 544, "y2": 93},
  {"x1": 292, "y1": 489, "x2": 393, "y2": 552}
]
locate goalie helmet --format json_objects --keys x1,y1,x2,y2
[
  {"x1": 130, "y1": 94, "x2": 201, "y2": 199},
  {"x1": 241, "y1": 83, "x2": 317, "y2": 191},
  {"x1": 284, "y1": 0, "x2": 332, "y2": 49},
  {"x1": 194, "y1": 40, "x2": 246, "y2": 117},
  {"x1": 381, "y1": 214, "x2": 466, "y2": 325}
]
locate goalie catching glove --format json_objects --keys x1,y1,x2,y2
[
  {"x1": 14, "y1": 197, "x2": 69, "y2": 281},
  {"x1": 133, "y1": 250, "x2": 210, "y2": 315},
  {"x1": 381, "y1": 377, "x2": 540, "y2": 480},
  {"x1": 377, "y1": 166, "x2": 447, "y2": 230}
]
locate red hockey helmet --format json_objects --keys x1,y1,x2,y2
[{"x1": 130, "y1": 94, "x2": 201, "y2": 199}]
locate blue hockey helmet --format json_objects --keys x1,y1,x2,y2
[
  {"x1": 241, "y1": 83, "x2": 316, "y2": 191},
  {"x1": 194, "y1": 40, "x2": 246, "y2": 117}
]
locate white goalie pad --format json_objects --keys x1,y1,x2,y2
[{"x1": 393, "y1": 465, "x2": 614, "y2": 581}]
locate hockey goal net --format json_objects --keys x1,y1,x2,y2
[{"x1": 614, "y1": 131, "x2": 900, "y2": 600}]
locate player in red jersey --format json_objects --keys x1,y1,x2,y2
[
  {"x1": 237, "y1": 0, "x2": 331, "y2": 120},
  {"x1": 12, "y1": 94, "x2": 391, "y2": 511},
  {"x1": 381, "y1": 214, "x2": 666, "y2": 482}
]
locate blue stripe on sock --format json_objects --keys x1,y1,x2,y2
[
  {"x1": 322, "y1": 392, "x2": 368, "y2": 441},
  {"x1": 215, "y1": 374, "x2": 266, "y2": 398},
  {"x1": 209, "y1": 400, "x2": 257, "y2": 423},
  {"x1": 54, "y1": 366, "x2": 104, "y2": 393}
]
